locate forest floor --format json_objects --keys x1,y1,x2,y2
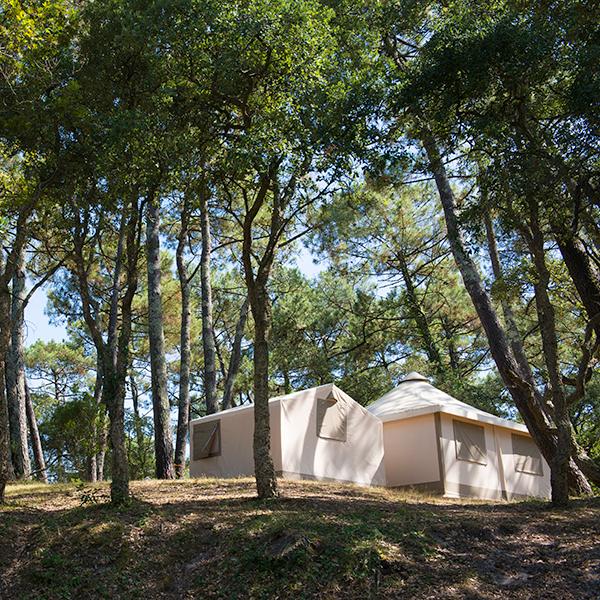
[{"x1": 1, "y1": 478, "x2": 599, "y2": 599}]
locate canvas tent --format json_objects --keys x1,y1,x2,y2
[
  {"x1": 367, "y1": 372, "x2": 551, "y2": 500},
  {"x1": 189, "y1": 383, "x2": 386, "y2": 486}
]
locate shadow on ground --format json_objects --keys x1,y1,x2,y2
[{"x1": 1, "y1": 479, "x2": 599, "y2": 599}]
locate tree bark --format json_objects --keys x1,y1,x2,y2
[
  {"x1": 241, "y1": 169, "x2": 280, "y2": 499},
  {"x1": 483, "y1": 209, "x2": 535, "y2": 382},
  {"x1": 199, "y1": 185, "x2": 218, "y2": 415},
  {"x1": 25, "y1": 381, "x2": 47, "y2": 483},
  {"x1": 248, "y1": 284, "x2": 278, "y2": 498},
  {"x1": 175, "y1": 195, "x2": 192, "y2": 478},
  {"x1": 555, "y1": 234, "x2": 600, "y2": 339},
  {"x1": 73, "y1": 197, "x2": 141, "y2": 504},
  {"x1": 522, "y1": 205, "x2": 571, "y2": 505},
  {"x1": 6, "y1": 242, "x2": 31, "y2": 479},
  {"x1": 91, "y1": 354, "x2": 104, "y2": 482},
  {"x1": 419, "y1": 131, "x2": 575, "y2": 499},
  {"x1": 222, "y1": 297, "x2": 249, "y2": 410},
  {"x1": 146, "y1": 195, "x2": 175, "y2": 479},
  {"x1": 397, "y1": 251, "x2": 444, "y2": 373}
]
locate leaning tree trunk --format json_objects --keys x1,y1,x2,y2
[
  {"x1": 419, "y1": 130, "x2": 589, "y2": 502},
  {"x1": 199, "y1": 186, "x2": 218, "y2": 415},
  {"x1": 146, "y1": 196, "x2": 175, "y2": 479},
  {"x1": 25, "y1": 382, "x2": 47, "y2": 483},
  {"x1": 6, "y1": 244, "x2": 30, "y2": 479},
  {"x1": 222, "y1": 298, "x2": 249, "y2": 410}
]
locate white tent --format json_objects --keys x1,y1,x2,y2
[
  {"x1": 367, "y1": 372, "x2": 551, "y2": 499},
  {"x1": 189, "y1": 383, "x2": 386, "y2": 486}
]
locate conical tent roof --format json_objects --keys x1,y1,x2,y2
[{"x1": 367, "y1": 372, "x2": 528, "y2": 432}]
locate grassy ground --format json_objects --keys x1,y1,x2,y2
[{"x1": 1, "y1": 479, "x2": 599, "y2": 599}]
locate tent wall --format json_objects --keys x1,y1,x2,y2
[
  {"x1": 279, "y1": 386, "x2": 386, "y2": 486},
  {"x1": 189, "y1": 401, "x2": 282, "y2": 478},
  {"x1": 439, "y1": 414, "x2": 504, "y2": 499},
  {"x1": 381, "y1": 415, "x2": 441, "y2": 489},
  {"x1": 494, "y1": 427, "x2": 551, "y2": 499}
]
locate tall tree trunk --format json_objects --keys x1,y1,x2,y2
[
  {"x1": 0, "y1": 265, "x2": 13, "y2": 501},
  {"x1": 240, "y1": 169, "x2": 280, "y2": 499},
  {"x1": 248, "y1": 284, "x2": 278, "y2": 498},
  {"x1": 419, "y1": 131, "x2": 588, "y2": 502},
  {"x1": 146, "y1": 195, "x2": 174, "y2": 479},
  {"x1": 522, "y1": 205, "x2": 571, "y2": 506},
  {"x1": 91, "y1": 354, "x2": 104, "y2": 482},
  {"x1": 222, "y1": 297, "x2": 249, "y2": 410},
  {"x1": 175, "y1": 196, "x2": 192, "y2": 478},
  {"x1": 25, "y1": 381, "x2": 47, "y2": 483},
  {"x1": 74, "y1": 198, "x2": 142, "y2": 504},
  {"x1": 6, "y1": 243, "x2": 30, "y2": 479},
  {"x1": 483, "y1": 209, "x2": 535, "y2": 382},
  {"x1": 102, "y1": 361, "x2": 129, "y2": 501},
  {"x1": 131, "y1": 374, "x2": 148, "y2": 477},
  {"x1": 199, "y1": 186, "x2": 218, "y2": 415}
]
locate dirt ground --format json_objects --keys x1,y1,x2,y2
[{"x1": 1, "y1": 478, "x2": 599, "y2": 599}]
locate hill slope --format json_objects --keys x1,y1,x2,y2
[{"x1": 1, "y1": 479, "x2": 598, "y2": 599}]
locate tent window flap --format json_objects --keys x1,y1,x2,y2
[
  {"x1": 193, "y1": 421, "x2": 221, "y2": 460},
  {"x1": 317, "y1": 396, "x2": 347, "y2": 441},
  {"x1": 512, "y1": 434, "x2": 543, "y2": 476},
  {"x1": 453, "y1": 420, "x2": 487, "y2": 465}
]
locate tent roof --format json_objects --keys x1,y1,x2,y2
[
  {"x1": 367, "y1": 372, "x2": 529, "y2": 433},
  {"x1": 189, "y1": 383, "x2": 372, "y2": 425}
]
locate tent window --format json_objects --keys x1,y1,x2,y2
[
  {"x1": 512, "y1": 434, "x2": 543, "y2": 476},
  {"x1": 192, "y1": 420, "x2": 221, "y2": 460},
  {"x1": 317, "y1": 395, "x2": 347, "y2": 441},
  {"x1": 453, "y1": 420, "x2": 487, "y2": 465}
]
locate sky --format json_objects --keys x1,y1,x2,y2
[{"x1": 24, "y1": 246, "x2": 327, "y2": 348}]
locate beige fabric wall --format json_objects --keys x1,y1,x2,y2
[
  {"x1": 381, "y1": 415, "x2": 440, "y2": 487},
  {"x1": 189, "y1": 401, "x2": 282, "y2": 478},
  {"x1": 280, "y1": 386, "x2": 386, "y2": 486},
  {"x1": 439, "y1": 413, "x2": 503, "y2": 499},
  {"x1": 495, "y1": 427, "x2": 551, "y2": 499}
]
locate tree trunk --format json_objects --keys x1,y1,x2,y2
[
  {"x1": 523, "y1": 205, "x2": 571, "y2": 505},
  {"x1": 555, "y1": 234, "x2": 600, "y2": 339},
  {"x1": 419, "y1": 131, "x2": 574, "y2": 494},
  {"x1": 6, "y1": 243, "x2": 30, "y2": 479},
  {"x1": 131, "y1": 374, "x2": 148, "y2": 477},
  {"x1": 88, "y1": 353, "x2": 106, "y2": 482},
  {"x1": 175, "y1": 196, "x2": 192, "y2": 478},
  {"x1": 397, "y1": 251, "x2": 444, "y2": 373},
  {"x1": 0, "y1": 276, "x2": 12, "y2": 502},
  {"x1": 222, "y1": 297, "x2": 249, "y2": 410},
  {"x1": 240, "y1": 169, "x2": 280, "y2": 499},
  {"x1": 25, "y1": 381, "x2": 47, "y2": 483},
  {"x1": 249, "y1": 284, "x2": 278, "y2": 499},
  {"x1": 102, "y1": 361, "x2": 129, "y2": 502},
  {"x1": 483, "y1": 209, "x2": 535, "y2": 382},
  {"x1": 199, "y1": 186, "x2": 218, "y2": 415},
  {"x1": 146, "y1": 195, "x2": 175, "y2": 479}
]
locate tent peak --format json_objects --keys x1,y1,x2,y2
[{"x1": 399, "y1": 371, "x2": 430, "y2": 384}]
